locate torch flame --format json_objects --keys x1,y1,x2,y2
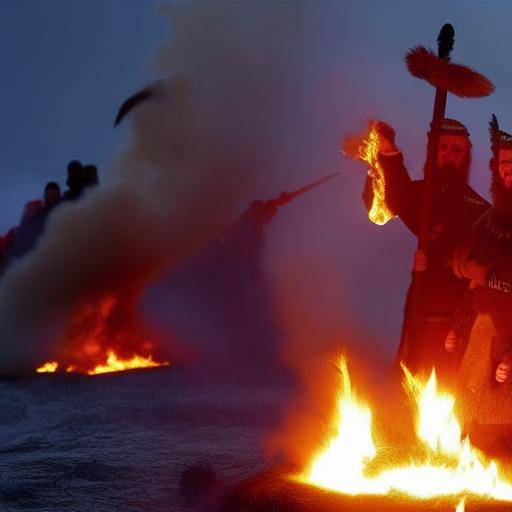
[
  {"x1": 342, "y1": 122, "x2": 395, "y2": 226},
  {"x1": 299, "y1": 355, "x2": 512, "y2": 503}
]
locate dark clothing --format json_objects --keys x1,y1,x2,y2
[
  {"x1": 364, "y1": 152, "x2": 489, "y2": 376},
  {"x1": 462, "y1": 207, "x2": 512, "y2": 350},
  {"x1": 455, "y1": 208, "x2": 512, "y2": 450}
]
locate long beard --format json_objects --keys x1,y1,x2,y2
[
  {"x1": 433, "y1": 151, "x2": 471, "y2": 196},
  {"x1": 491, "y1": 172, "x2": 512, "y2": 220}
]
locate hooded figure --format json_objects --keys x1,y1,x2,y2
[
  {"x1": 452, "y1": 116, "x2": 512, "y2": 454},
  {"x1": 364, "y1": 119, "x2": 490, "y2": 379}
]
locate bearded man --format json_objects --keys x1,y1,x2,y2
[
  {"x1": 450, "y1": 117, "x2": 512, "y2": 452},
  {"x1": 363, "y1": 118, "x2": 489, "y2": 378}
]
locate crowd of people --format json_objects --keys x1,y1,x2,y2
[
  {"x1": 364, "y1": 115, "x2": 512, "y2": 455},
  {"x1": 0, "y1": 160, "x2": 99, "y2": 275}
]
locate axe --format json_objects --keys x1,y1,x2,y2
[{"x1": 396, "y1": 24, "x2": 494, "y2": 367}]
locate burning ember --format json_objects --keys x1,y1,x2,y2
[
  {"x1": 342, "y1": 122, "x2": 395, "y2": 226},
  {"x1": 297, "y1": 356, "x2": 512, "y2": 503}
]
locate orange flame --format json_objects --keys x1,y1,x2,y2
[
  {"x1": 298, "y1": 356, "x2": 512, "y2": 503},
  {"x1": 343, "y1": 122, "x2": 395, "y2": 226},
  {"x1": 34, "y1": 295, "x2": 170, "y2": 376},
  {"x1": 36, "y1": 350, "x2": 169, "y2": 376},
  {"x1": 87, "y1": 350, "x2": 170, "y2": 375},
  {"x1": 36, "y1": 361, "x2": 59, "y2": 373}
]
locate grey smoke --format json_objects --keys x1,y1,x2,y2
[{"x1": 0, "y1": 2, "x2": 339, "y2": 374}]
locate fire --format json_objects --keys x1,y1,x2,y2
[
  {"x1": 342, "y1": 122, "x2": 395, "y2": 225},
  {"x1": 34, "y1": 295, "x2": 170, "y2": 376},
  {"x1": 299, "y1": 356, "x2": 512, "y2": 503},
  {"x1": 36, "y1": 350, "x2": 169, "y2": 376},
  {"x1": 36, "y1": 361, "x2": 58, "y2": 373},
  {"x1": 87, "y1": 350, "x2": 170, "y2": 375}
]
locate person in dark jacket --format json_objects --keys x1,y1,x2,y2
[
  {"x1": 364, "y1": 119, "x2": 489, "y2": 379},
  {"x1": 450, "y1": 117, "x2": 512, "y2": 454}
]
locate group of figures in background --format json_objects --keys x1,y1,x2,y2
[
  {"x1": 0, "y1": 160, "x2": 99, "y2": 276},
  {"x1": 364, "y1": 115, "x2": 512, "y2": 454}
]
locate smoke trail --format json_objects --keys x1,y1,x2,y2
[{"x1": 0, "y1": 2, "x2": 333, "y2": 374}]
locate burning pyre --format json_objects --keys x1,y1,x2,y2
[
  {"x1": 296, "y1": 356, "x2": 512, "y2": 506},
  {"x1": 342, "y1": 121, "x2": 395, "y2": 226}
]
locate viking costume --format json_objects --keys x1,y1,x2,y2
[
  {"x1": 363, "y1": 119, "x2": 489, "y2": 378},
  {"x1": 455, "y1": 118, "x2": 512, "y2": 450}
]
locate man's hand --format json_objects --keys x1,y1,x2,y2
[
  {"x1": 413, "y1": 250, "x2": 428, "y2": 272},
  {"x1": 496, "y1": 361, "x2": 512, "y2": 383},
  {"x1": 444, "y1": 330, "x2": 458, "y2": 353},
  {"x1": 459, "y1": 260, "x2": 489, "y2": 289},
  {"x1": 374, "y1": 121, "x2": 399, "y2": 156}
]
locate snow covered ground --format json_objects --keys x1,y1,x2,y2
[{"x1": 0, "y1": 367, "x2": 290, "y2": 511}]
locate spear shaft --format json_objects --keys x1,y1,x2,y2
[{"x1": 397, "y1": 24, "x2": 454, "y2": 366}]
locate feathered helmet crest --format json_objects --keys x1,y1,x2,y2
[
  {"x1": 489, "y1": 114, "x2": 512, "y2": 173},
  {"x1": 489, "y1": 114, "x2": 512, "y2": 155}
]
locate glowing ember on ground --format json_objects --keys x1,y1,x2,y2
[
  {"x1": 87, "y1": 350, "x2": 170, "y2": 375},
  {"x1": 298, "y1": 355, "x2": 512, "y2": 503},
  {"x1": 343, "y1": 122, "x2": 395, "y2": 226},
  {"x1": 36, "y1": 361, "x2": 59, "y2": 373}
]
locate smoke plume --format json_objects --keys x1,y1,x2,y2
[{"x1": 0, "y1": 2, "x2": 338, "y2": 374}]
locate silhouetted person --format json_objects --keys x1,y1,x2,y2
[
  {"x1": 44, "y1": 181, "x2": 61, "y2": 211},
  {"x1": 82, "y1": 164, "x2": 99, "y2": 188},
  {"x1": 62, "y1": 160, "x2": 84, "y2": 201},
  {"x1": 164, "y1": 196, "x2": 284, "y2": 381},
  {"x1": 5, "y1": 199, "x2": 44, "y2": 264}
]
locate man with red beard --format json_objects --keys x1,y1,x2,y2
[
  {"x1": 450, "y1": 117, "x2": 512, "y2": 453},
  {"x1": 364, "y1": 119, "x2": 489, "y2": 378}
]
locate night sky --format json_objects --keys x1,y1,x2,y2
[{"x1": 1, "y1": 1, "x2": 512, "y2": 355}]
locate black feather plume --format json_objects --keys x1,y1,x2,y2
[
  {"x1": 114, "y1": 86, "x2": 157, "y2": 127},
  {"x1": 489, "y1": 113, "x2": 500, "y2": 150},
  {"x1": 437, "y1": 23, "x2": 455, "y2": 59}
]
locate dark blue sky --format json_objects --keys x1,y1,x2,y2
[
  {"x1": 2, "y1": 1, "x2": 512, "y2": 350},
  {"x1": 1, "y1": 1, "x2": 511, "y2": 234},
  {"x1": 0, "y1": 0, "x2": 166, "y2": 232}
]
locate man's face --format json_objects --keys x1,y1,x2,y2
[
  {"x1": 45, "y1": 189, "x2": 61, "y2": 207},
  {"x1": 498, "y1": 148, "x2": 512, "y2": 190},
  {"x1": 436, "y1": 134, "x2": 470, "y2": 170}
]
